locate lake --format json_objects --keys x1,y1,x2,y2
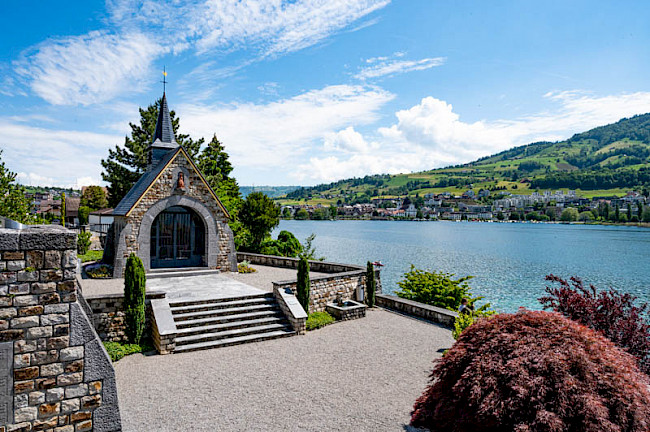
[{"x1": 274, "y1": 220, "x2": 650, "y2": 313}]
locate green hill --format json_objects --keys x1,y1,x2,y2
[{"x1": 280, "y1": 113, "x2": 650, "y2": 205}]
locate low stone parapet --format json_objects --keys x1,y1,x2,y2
[
  {"x1": 273, "y1": 286, "x2": 307, "y2": 335},
  {"x1": 376, "y1": 294, "x2": 457, "y2": 327},
  {"x1": 150, "y1": 299, "x2": 176, "y2": 355}
]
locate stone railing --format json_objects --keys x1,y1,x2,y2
[
  {"x1": 375, "y1": 294, "x2": 457, "y2": 327},
  {"x1": 150, "y1": 299, "x2": 177, "y2": 355},
  {"x1": 239, "y1": 252, "x2": 381, "y2": 313},
  {"x1": 273, "y1": 286, "x2": 307, "y2": 335},
  {"x1": 0, "y1": 225, "x2": 121, "y2": 431}
]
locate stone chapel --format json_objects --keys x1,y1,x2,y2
[{"x1": 109, "y1": 93, "x2": 237, "y2": 276}]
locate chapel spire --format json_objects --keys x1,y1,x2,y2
[{"x1": 148, "y1": 81, "x2": 179, "y2": 168}]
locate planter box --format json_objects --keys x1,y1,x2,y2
[{"x1": 326, "y1": 300, "x2": 366, "y2": 321}]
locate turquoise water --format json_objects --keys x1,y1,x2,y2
[{"x1": 275, "y1": 220, "x2": 650, "y2": 313}]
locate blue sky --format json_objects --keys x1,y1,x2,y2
[{"x1": 2, "y1": 0, "x2": 650, "y2": 188}]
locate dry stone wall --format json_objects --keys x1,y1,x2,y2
[{"x1": 0, "y1": 226, "x2": 121, "y2": 432}]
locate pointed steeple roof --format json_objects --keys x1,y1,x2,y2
[{"x1": 152, "y1": 92, "x2": 177, "y2": 145}]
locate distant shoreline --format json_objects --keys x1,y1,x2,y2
[{"x1": 280, "y1": 218, "x2": 650, "y2": 228}]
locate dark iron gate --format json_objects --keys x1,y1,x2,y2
[{"x1": 150, "y1": 206, "x2": 205, "y2": 268}]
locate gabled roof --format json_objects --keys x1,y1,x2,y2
[
  {"x1": 112, "y1": 146, "x2": 230, "y2": 219},
  {"x1": 151, "y1": 92, "x2": 177, "y2": 146}
]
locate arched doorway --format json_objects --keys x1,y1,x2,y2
[{"x1": 150, "y1": 206, "x2": 205, "y2": 268}]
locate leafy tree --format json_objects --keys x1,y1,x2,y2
[
  {"x1": 540, "y1": 274, "x2": 650, "y2": 374},
  {"x1": 260, "y1": 230, "x2": 302, "y2": 257},
  {"x1": 81, "y1": 186, "x2": 108, "y2": 210},
  {"x1": 560, "y1": 207, "x2": 578, "y2": 222},
  {"x1": 643, "y1": 208, "x2": 650, "y2": 223},
  {"x1": 239, "y1": 192, "x2": 280, "y2": 249},
  {"x1": 329, "y1": 205, "x2": 337, "y2": 220},
  {"x1": 296, "y1": 257, "x2": 310, "y2": 313},
  {"x1": 578, "y1": 210, "x2": 594, "y2": 221},
  {"x1": 411, "y1": 311, "x2": 650, "y2": 431},
  {"x1": 101, "y1": 98, "x2": 203, "y2": 207},
  {"x1": 396, "y1": 265, "x2": 487, "y2": 311},
  {"x1": 124, "y1": 253, "x2": 146, "y2": 344},
  {"x1": 294, "y1": 208, "x2": 309, "y2": 220},
  {"x1": 0, "y1": 151, "x2": 34, "y2": 223},
  {"x1": 281, "y1": 207, "x2": 292, "y2": 219}
]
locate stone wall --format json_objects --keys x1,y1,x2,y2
[
  {"x1": 237, "y1": 252, "x2": 364, "y2": 274},
  {"x1": 82, "y1": 292, "x2": 165, "y2": 343},
  {"x1": 113, "y1": 152, "x2": 237, "y2": 276},
  {"x1": 0, "y1": 225, "x2": 121, "y2": 432},
  {"x1": 272, "y1": 287, "x2": 306, "y2": 335},
  {"x1": 375, "y1": 294, "x2": 457, "y2": 327}
]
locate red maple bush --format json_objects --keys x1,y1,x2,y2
[
  {"x1": 410, "y1": 310, "x2": 650, "y2": 432},
  {"x1": 540, "y1": 274, "x2": 650, "y2": 375}
]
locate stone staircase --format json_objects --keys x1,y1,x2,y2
[
  {"x1": 168, "y1": 292, "x2": 296, "y2": 353},
  {"x1": 147, "y1": 267, "x2": 221, "y2": 279}
]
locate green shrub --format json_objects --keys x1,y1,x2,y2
[
  {"x1": 306, "y1": 311, "x2": 335, "y2": 331},
  {"x1": 296, "y1": 257, "x2": 310, "y2": 313},
  {"x1": 77, "y1": 231, "x2": 92, "y2": 255},
  {"x1": 366, "y1": 261, "x2": 376, "y2": 307},
  {"x1": 560, "y1": 208, "x2": 579, "y2": 222},
  {"x1": 124, "y1": 253, "x2": 146, "y2": 344},
  {"x1": 237, "y1": 261, "x2": 256, "y2": 273},
  {"x1": 452, "y1": 309, "x2": 496, "y2": 340},
  {"x1": 85, "y1": 263, "x2": 113, "y2": 279},
  {"x1": 396, "y1": 265, "x2": 479, "y2": 311},
  {"x1": 103, "y1": 340, "x2": 153, "y2": 362},
  {"x1": 78, "y1": 250, "x2": 103, "y2": 263}
]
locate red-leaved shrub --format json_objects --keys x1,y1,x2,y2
[
  {"x1": 410, "y1": 310, "x2": 650, "y2": 432},
  {"x1": 540, "y1": 274, "x2": 650, "y2": 375}
]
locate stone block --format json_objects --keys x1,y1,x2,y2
[
  {"x1": 31, "y1": 350, "x2": 58, "y2": 365},
  {"x1": 54, "y1": 425, "x2": 74, "y2": 432},
  {"x1": 44, "y1": 303, "x2": 69, "y2": 314},
  {"x1": 16, "y1": 270, "x2": 38, "y2": 282},
  {"x1": 32, "y1": 282, "x2": 56, "y2": 294},
  {"x1": 41, "y1": 314, "x2": 69, "y2": 326},
  {"x1": 64, "y1": 360, "x2": 83, "y2": 374},
  {"x1": 40, "y1": 269, "x2": 63, "y2": 283},
  {"x1": 0, "y1": 272, "x2": 17, "y2": 284},
  {"x1": 60, "y1": 346, "x2": 83, "y2": 362},
  {"x1": 46, "y1": 387, "x2": 65, "y2": 402},
  {"x1": 40, "y1": 362, "x2": 64, "y2": 377},
  {"x1": 28, "y1": 391, "x2": 45, "y2": 406},
  {"x1": 0, "y1": 329, "x2": 24, "y2": 342},
  {"x1": 44, "y1": 251, "x2": 62, "y2": 269},
  {"x1": 62, "y1": 250, "x2": 77, "y2": 269},
  {"x1": 18, "y1": 305, "x2": 43, "y2": 317},
  {"x1": 53, "y1": 325, "x2": 69, "y2": 337},
  {"x1": 33, "y1": 416, "x2": 58, "y2": 430},
  {"x1": 7, "y1": 260, "x2": 25, "y2": 271},
  {"x1": 9, "y1": 283, "x2": 30, "y2": 295},
  {"x1": 38, "y1": 401, "x2": 60, "y2": 417},
  {"x1": 39, "y1": 292, "x2": 61, "y2": 305},
  {"x1": 56, "y1": 280, "x2": 76, "y2": 293},
  {"x1": 14, "y1": 353, "x2": 30, "y2": 368},
  {"x1": 13, "y1": 295, "x2": 38, "y2": 307},
  {"x1": 0, "y1": 284, "x2": 6, "y2": 295},
  {"x1": 25, "y1": 326, "x2": 52, "y2": 339},
  {"x1": 14, "y1": 380, "x2": 35, "y2": 394},
  {"x1": 0, "y1": 307, "x2": 17, "y2": 319},
  {"x1": 46, "y1": 336, "x2": 68, "y2": 350},
  {"x1": 70, "y1": 411, "x2": 91, "y2": 422},
  {"x1": 80, "y1": 394, "x2": 100, "y2": 409},
  {"x1": 75, "y1": 420, "x2": 92, "y2": 432},
  {"x1": 13, "y1": 406, "x2": 37, "y2": 423},
  {"x1": 11, "y1": 316, "x2": 40, "y2": 329},
  {"x1": 88, "y1": 381, "x2": 101, "y2": 395},
  {"x1": 19, "y1": 228, "x2": 76, "y2": 251},
  {"x1": 14, "y1": 366, "x2": 39, "y2": 381},
  {"x1": 64, "y1": 384, "x2": 87, "y2": 399},
  {"x1": 60, "y1": 292, "x2": 76, "y2": 303},
  {"x1": 26, "y1": 251, "x2": 44, "y2": 269},
  {"x1": 0, "y1": 296, "x2": 11, "y2": 307},
  {"x1": 35, "y1": 377, "x2": 56, "y2": 390},
  {"x1": 14, "y1": 339, "x2": 37, "y2": 353},
  {"x1": 61, "y1": 396, "x2": 82, "y2": 411},
  {"x1": 0, "y1": 231, "x2": 20, "y2": 251},
  {"x1": 3, "y1": 252, "x2": 24, "y2": 260},
  {"x1": 14, "y1": 393, "x2": 28, "y2": 410},
  {"x1": 57, "y1": 372, "x2": 82, "y2": 386}
]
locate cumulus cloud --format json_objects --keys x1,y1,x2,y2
[
  {"x1": 323, "y1": 127, "x2": 373, "y2": 153},
  {"x1": 177, "y1": 84, "x2": 393, "y2": 171},
  {"x1": 355, "y1": 55, "x2": 446, "y2": 80},
  {"x1": 295, "y1": 91, "x2": 650, "y2": 183},
  {"x1": 15, "y1": 31, "x2": 163, "y2": 105},
  {"x1": 0, "y1": 120, "x2": 119, "y2": 187}
]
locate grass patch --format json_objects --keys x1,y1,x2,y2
[
  {"x1": 78, "y1": 250, "x2": 103, "y2": 263},
  {"x1": 103, "y1": 340, "x2": 154, "y2": 362},
  {"x1": 306, "y1": 311, "x2": 335, "y2": 331}
]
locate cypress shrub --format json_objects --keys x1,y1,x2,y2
[
  {"x1": 366, "y1": 261, "x2": 376, "y2": 307},
  {"x1": 124, "y1": 253, "x2": 146, "y2": 344},
  {"x1": 296, "y1": 257, "x2": 310, "y2": 313}
]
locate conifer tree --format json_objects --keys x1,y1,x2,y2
[
  {"x1": 296, "y1": 257, "x2": 310, "y2": 313},
  {"x1": 101, "y1": 99, "x2": 203, "y2": 207},
  {"x1": 366, "y1": 261, "x2": 376, "y2": 307},
  {"x1": 124, "y1": 253, "x2": 146, "y2": 344},
  {"x1": 197, "y1": 134, "x2": 242, "y2": 218},
  {"x1": 61, "y1": 192, "x2": 66, "y2": 227}
]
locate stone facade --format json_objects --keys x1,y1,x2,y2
[
  {"x1": 83, "y1": 293, "x2": 164, "y2": 343},
  {"x1": 0, "y1": 225, "x2": 121, "y2": 432},
  {"x1": 112, "y1": 151, "x2": 237, "y2": 276}
]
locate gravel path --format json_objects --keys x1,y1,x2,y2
[{"x1": 114, "y1": 308, "x2": 453, "y2": 431}]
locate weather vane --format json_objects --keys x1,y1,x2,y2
[{"x1": 161, "y1": 66, "x2": 168, "y2": 93}]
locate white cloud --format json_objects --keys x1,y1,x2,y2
[
  {"x1": 323, "y1": 127, "x2": 373, "y2": 153},
  {"x1": 295, "y1": 91, "x2": 650, "y2": 183},
  {"x1": 178, "y1": 84, "x2": 393, "y2": 169},
  {"x1": 15, "y1": 31, "x2": 163, "y2": 105},
  {"x1": 355, "y1": 55, "x2": 445, "y2": 80},
  {"x1": 0, "y1": 120, "x2": 119, "y2": 188}
]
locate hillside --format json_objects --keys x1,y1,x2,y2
[{"x1": 279, "y1": 113, "x2": 650, "y2": 205}]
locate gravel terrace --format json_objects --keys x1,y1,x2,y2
[{"x1": 114, "y1": 308, "x2": 453, "y2": 431}]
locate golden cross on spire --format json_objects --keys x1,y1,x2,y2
[{"x1": 161, "y1": 66, "x2": 168, "y2": 93}]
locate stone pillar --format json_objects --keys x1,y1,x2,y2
[{"x1": 0, "y1": 225, "x2": 121, "y2": 432}]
